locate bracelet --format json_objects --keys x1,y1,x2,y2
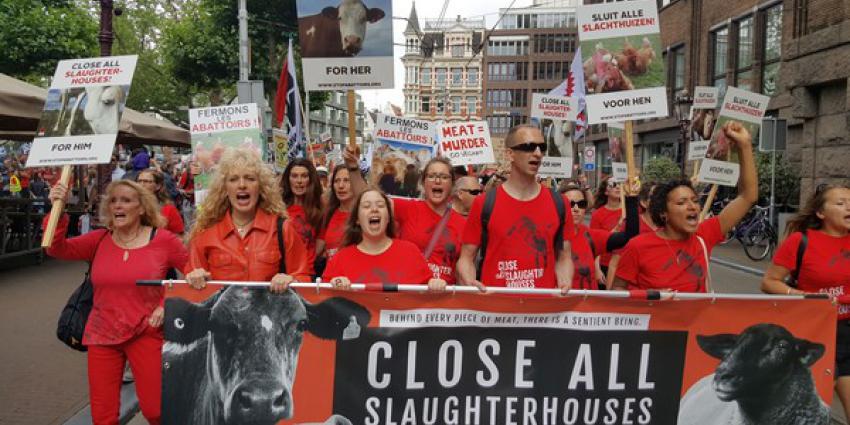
[{"x1": 347, "y1": 166, "x2": 360, "y2": 171}]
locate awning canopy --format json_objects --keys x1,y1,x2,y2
[{"x1": 0, "y1": 73, "x2": 189, "y2": 147}]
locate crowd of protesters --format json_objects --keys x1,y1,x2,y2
[{"x1": 32, "y1": 121, "x2": 850, "y2": 424}]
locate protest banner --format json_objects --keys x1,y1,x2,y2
[
  {"x1": 577, "y1": 0, "x2": 667, "y2": 124},
  {"x1": 27, "y1": 55, "x2": 138, "y2": 167},
  {"x1": 190, "y1": 104, "x2": 264, "y2": 205},
  {"x1": 698, "y1": 87, "x2": 769, "y2": 187},
  {"x1": 438, "y1": 121, "x2": 495, "y2": 167},
  {"x1": 272, "y1": 129, "x2": 289, "y2": 172},
  {"x1": 160, "y1": 286, "x2": 836, "y2": 425},
  {"x1": 531, "y1": 94, "x2": 579, "y2": 122},
  {"x1": 692, "y1": 86, "x2": 719, "y2": 110},
  {"x1": 308, "y1": 142, "x2": 328, "y2": 167},
  {"x1": 296, "y1": 0, "x2": 394, "y2": 91},
  {"x1": 369, "y1": 114, "x2": 436, "y2": 197}
]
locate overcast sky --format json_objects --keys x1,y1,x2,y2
[{"x1": 358, "y1": 0, "x2": 539, "y2": 111}]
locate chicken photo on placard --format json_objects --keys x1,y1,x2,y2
[
  {"x1": 583, "y1": 43, "x2": 634, "y2": 94},
  {"x1": 580, "y1": 34, "x2": 665, "y2": 95},
  {"x1": 614, "y1": 37, "x2": 656, "y2": 76}
]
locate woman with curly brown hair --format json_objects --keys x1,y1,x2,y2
[
  {"x1": 281, "y1": 158, "x2": 324, "y2": 278},
  {"x1": 185, "y1": 149, "x2": 311, "y2": 292}
]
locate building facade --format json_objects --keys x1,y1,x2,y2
[
  {"x1": 586, "y1": 0, "x2": 850, "y2": 204},
  {"x1": 307, "y1": 91, "x2": 365, "y2": 145},
  {"x1": 482, "y1": 0, "x2": 580, "y2": 135},
  {"x1": 401, "y1": 5, "x2": 485, "y2": 121}
]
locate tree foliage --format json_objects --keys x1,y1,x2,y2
[
  {"x1": 755, "y1": 151, "x2": 800, "y2": 208},
  {"x1": 0, "y1": 0, "x2": 98, "y2": 83},
  {"x1": 642, "y1": 156, "x2": 684, "y2": 183}
]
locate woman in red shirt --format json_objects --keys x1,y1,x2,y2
[
  {"x1": 613, "y1": 121, "x2": 758, "y2": 293},
  {"x1": 45, "y1": 180, "x2": 188, "y2": 425},
  {"x1": 563, "y1": 182, "x2": 640, "y2": 290},
  {"x1": 762, "y1": 184, "x2": 850, "y2": 417},
  {"x1": 323, "y1": 189, "x2": 446, "y2": 290},
  {"x1": 281, "y1": 158, "x2": 323, "y2": 277},
  {"x1": 185, "y1": 149, "x2": 311, "y2": 291},
  {"x1": 347, "y1": 152, "x2": 467, "y2": 284},
  {"x1": 318, "y1": 165, "x2": 354, "y2": 263},
  {"x1": 591, "y1": 176, "x2": 624, "y2": 275},
  {"x1": 605, "y1": 182, "x2": 659, "y2": 283},
  {"x1": 137, "y1": 169, "x2": 184, "y2": 236}
]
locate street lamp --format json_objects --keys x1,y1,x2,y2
[{"x1": 674, "y1": 90, "x2": 693, "y2": 175}]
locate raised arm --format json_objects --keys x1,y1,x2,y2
[
  {"x1": 716, "y1": 121, "x2": 759, "y2": 234},
  {"x1": 343, "y1": 145, "x2": 368, "y2": 197}
]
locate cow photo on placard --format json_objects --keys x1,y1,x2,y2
[
  {"x1": 37, "y1": 86, "x2": 130, "y2": 137},
  {"x1": 161, "y1": 286, "x2": 370, "y2": 425},
  {"x1": 297, "y1": 0, "x2": 392, "y2": 58},
  {"x1": 678, "y1": 323, "x2": 830, "y2": 425}
]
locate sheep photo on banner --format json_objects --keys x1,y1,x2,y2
[{"x1": 159, "y1": 286, "x2": 836, "y2": 425}]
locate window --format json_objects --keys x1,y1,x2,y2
[
  {"x1": 486, "y1": 114, "x2": 527, "y2": 135},
  {"x1": 735, "y1": 17, "x2": 755, "y2": 91},
  {"x1": 672, "y1": 45, "x2": 685, "y2": 95},
  {"x1": 487, "y1": 62, "x2": 527, "y2": 81},
  {"x1": 711, "y1": 27, "x2": 728, "y2": 96},
  {"x1": 436, "y1": 68, "x2": 447, "y2": 85},
  {"x1": 451, "y1": 68, "x2": 463, "y2": 86},
  {"x1": 485, "y1": 89, "x2": 527, "y2": 109},
  {"x1": 422, "y1": 96, "x2": 431, "y2": 113},
  {"x1": 421, "y1": 68, "x2": 431, "y2": 85},
  {"x1": 468, "y1": 68, "x2": 479, "y2": 85},
  {"x1": 451, "y1": 45, "x2": 464, "y2": 57},
  {"x1": 486, "y1": 40, "x2": 528, "y2": 56},
  {"x1": 436, "y1": 98, "x2": 445, "y2": 114},
  {"x1": 533, "y1": 61, "x2": 567, "y2": 81},
  {"x1": 451, "y1": 97, "x2": 462, "y2": 114},
  {"x1": 762, "y1": 5, "x2": 782, "y2": 95},
  {"x1": 466, "y1": 96, "x2": 477, "y2": 114}
]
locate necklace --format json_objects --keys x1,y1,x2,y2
[
  {"x1": 114, "y1": 227, "x2": 142, "y2": 262},
  {"x1": 233, "y1": 218, "x2": 254, "y2": 238},
  {"x1": 659, "y1": 230, "x2": 682, "y2": 266}
]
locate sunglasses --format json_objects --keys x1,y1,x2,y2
[
  {"x1": 461, "y1": 189, "x2": 483, "y2": 196},
  {"x1": 607, "y1": 181, "x2": 619, "y2": 188},
  {"x1": 509, "y1": 142, "x2": 545, "y2": 153},
  {"x1": 569, "y1": 200, "x2": 588, "y2": 209}
]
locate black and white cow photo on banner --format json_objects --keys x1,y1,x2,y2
[
  {"x1": 296, "y1": 0, "x2": 394, "y2": 90},
  {"x1": 161, "y1": 287, "x2": 370, "y2": 425}
]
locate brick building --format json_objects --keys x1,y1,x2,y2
[{"x1": 585, "y1": 0, "x2": 850, "y2": 203}]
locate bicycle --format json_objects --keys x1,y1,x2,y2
[{"x1": 722, "y1": 205, "x2": 777, "y2": 261}]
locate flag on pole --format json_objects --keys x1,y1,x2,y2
[
  {"x1": 549, "y1": 47, "x2": 587, "y2": 141},
  {"x1": 274, "y1": 39, "x2": 306, "y2": 159}
]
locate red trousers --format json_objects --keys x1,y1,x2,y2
[{"x1": 87, "y1": 326, "x2": 162, "y2": 425}]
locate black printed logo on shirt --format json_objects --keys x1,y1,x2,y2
[{"x1": 661, "y1": 250, "x2": 705, "y2": 292}]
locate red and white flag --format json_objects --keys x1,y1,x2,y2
[
  {"x1": 274, "y1": 39, "x2": 305, "y2": 159},
  {"x1": 550, "y1": 47, "x2": 587, "y2": 140}
]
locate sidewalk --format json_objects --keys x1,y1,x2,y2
[{"x1": 710, "y1": 241, "x2": 770, "y2": 276}]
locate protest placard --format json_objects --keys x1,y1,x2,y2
[
  {"x1": 536, "y1": 120, "x2": 574, "y2": 178},
  {"x1": 531, "y1": 94, "x2": 579, "y2": 122},
  {"x1": 27, "y1": 55, "x2": 138, "y2": 167},
  {"x1": 369, "y1": 114, "x2": 436, "y2": 197},
  {"x1": 438, "y1": 121, "x2": 495, "y2": 167},
  {"x1": 693, "y1": 86, "x2": 719, "y2": 109},
  {"x1": 272, "y1": 128, "x2": 288, "y2": 172},
  {"x1": 190, "y1": 104, "x2": 264, "y2": 204},
  {"x1": 688, "y1": 140, "x2": 711, "y2": 161},
  {"x1": 296, "y1": 0, "x2": 394, "y2": 90},
  {"x1": 577, "y1": 0, "x2": 667, "y2": 124},
  {"x1": 698, "y1": 87, "x2": 769, "y2": 186}
]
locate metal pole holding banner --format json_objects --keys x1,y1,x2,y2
[
  {"x1": 42, "y1": 166, "x2": 72, "y2": 247},
  {"x1": 136, "y1": 279, "x2": 835, "y2": 302},
  {"x1": 769, "y1": 117, "x2": 778, "y2": 228},
  {"x1": 347, "y1": 90, "x2": 357, "y2": 149}
]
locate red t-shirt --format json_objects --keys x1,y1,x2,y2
[
  {"x1": 615, "y1": 217, "x2": 724, "y2": 293},
  {"x1": 45, "y1": 215, "x2": 188, "y2": 345},
  {"x1": 591, "y1": 206, "x2": 622, "y2": 267},
  {"x1": 322, "y1": 239, "x2": 433, "y2": 284},
  {"x1": 570, "y1": 224, "x2": 610, "y2": 290},
  {"x1": 638, "y1": 215, "x2": 657, "y2": 234},
  {"x1": 318, "y1": 209, "x2": 350, "y2": 261},
  {"x1": 774, "y1": 230, "x2": 850, "y2": 319},
  {"x1": 161, "y1": 203, "x2": 185, "y2": 235},
  {"x1": 393, "y1": 198, "x2": 467, "y2": 284},
  {"x1": 462, "y1": 185, "x2": 575, "y2": 288},
  {"x1": 287, "y1": 204, "x2": 317, "y2": 275}
]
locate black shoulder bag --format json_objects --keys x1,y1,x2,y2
[{"x1": 56, "y1": 231, "x2": 109, "y2": 352}]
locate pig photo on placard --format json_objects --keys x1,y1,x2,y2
[
  {"x1": 297, "y1": 0, "x2": 392, "y2": 58},
  {"x1": 38, "y1": 86, "x2": 131, "y2": 137},
  {"x1": 580, "y1": 35, "x2": 664, "y2": 95},
  {"x1": 690, "y1": 108, "x2": 717, "y2": 142}
]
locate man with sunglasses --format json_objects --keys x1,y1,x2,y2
[
  {"x1": 452, "y1": 176, "x2": 483, "y2": 217},
  {"x1": 458, "y1": 124, "x2": 575, "y2": 292}
]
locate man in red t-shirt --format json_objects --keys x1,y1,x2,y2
[{"x1": 457, "y1": 125, "x2": 575, "y2": 291}]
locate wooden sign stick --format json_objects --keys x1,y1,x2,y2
[
  {"x1": 622, "y1": 120, "x2": 636, "y2": 219},
  {"x1": 41, "y1": 164, "x2": 72, "y2": 248},
  {"x1": 347, "y1": 90, "x2": 357, "y2": 149}
]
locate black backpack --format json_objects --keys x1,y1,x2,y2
[{"x1": 477, "y1": 185, "x2": 567, "y2": 279}]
